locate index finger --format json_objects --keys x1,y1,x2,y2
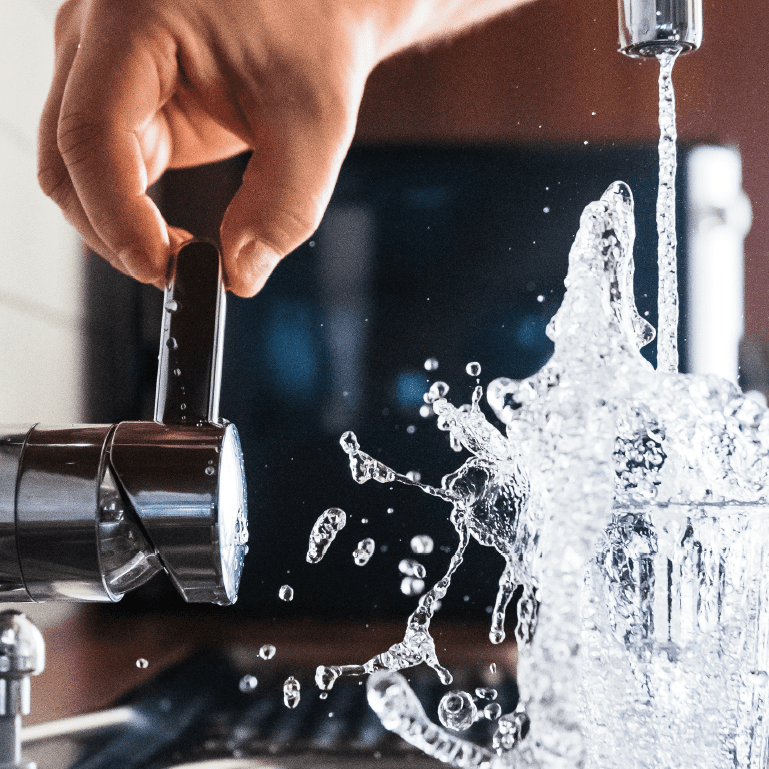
[{"x1": 57, "y1": 8, "x2": 177, "y2": 283}]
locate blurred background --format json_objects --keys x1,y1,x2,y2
[{"x1": 0, "y1": 0, "x2": 768, "y2": 756}]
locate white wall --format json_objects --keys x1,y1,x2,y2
[
  {"x1": 0, "y1": 0, "x2": 83, "y2": 426},
  {"x1": 0, "y1": 1, "x2": 84, "y2": 628}
]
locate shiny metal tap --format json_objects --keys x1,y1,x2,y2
[
  {"x1": 618, "y1": 0, "x2": 702, "y2": 57},
  {"x1": 0, "y1": 611, "x2": 43, "y2": 769},
  {"x1": 0, "y1": 241, "x2": 248, "y2": 606}
]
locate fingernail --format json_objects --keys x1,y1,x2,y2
[{"x1": 232, "y1": 240, "x2": 282, "y2": 296}]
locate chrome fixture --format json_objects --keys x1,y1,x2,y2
[
  {"x1": 618, "y1": 0, "x2": 702, "y2": 57},
  {"x1": 0, "y1": 611, "x2": 44, "y2": 769},
  {"x1": 0, "y1": 241, "x2": 248, "y2": 606}
]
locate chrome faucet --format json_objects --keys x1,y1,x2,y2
[
  {"x1": 618, "y1": 0, "x2": 702, "y2": 57},
  {"x1": 0, "y1": 241, "x2": 248, "y2": 606}
]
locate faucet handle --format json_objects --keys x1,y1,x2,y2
[{"x1": 155, "y1": 240, "x2": 226, "y2": 426}]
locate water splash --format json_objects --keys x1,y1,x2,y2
[
  {"x1": 353, "y1": 538, "x2": 375, "y2": 566},
  {"x1": 438, "y1": 690, "x2": 478, "y2": 731},
  {"x1": 306, "y1": 507, "x2": 346, "y2": 564},
  {"x1": 283, "y1": 676, "x2": 301, "y2": 709}
]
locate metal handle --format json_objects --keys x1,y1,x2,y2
[{"x1": 155, "y1": 240, "x2": 226, "y2": 425}]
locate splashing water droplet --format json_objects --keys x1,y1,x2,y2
[
  {"x1": 353, "y1": 538, "x2": 375, "y2": 566},
  {"x1": 406, "y1": 470, "x2": 421, "y2": 482},
  {"x1": 398, "y1": 559, "x2": 426, "y2": 579},
  {"x1": 387, "y1": 507, "x2": 395, "y2": 514},
  {"x1": 438, "y1": 690, "x2": 478, "y2": 731},
  {"x1": 239, "y1": 675, "x2": 258, "y2": 693},
  {"x1": 136, "y1": 658, "x2": 148, "y2": 669},
  {"x1": 400, "y1": 577, "x2": 425, "y2": 597},
  {"x1": 316, "y1": 665, "x2": 340, "y2": 691},
  {"x1": 410, "y1": 535, "x2": 434, "y2": 554},
  {"x1": 283, "y1": 676, "x2": 301, "y2": 709},
  {"x1": 166, "y1": 337, "x2": 178, "y2": 350},
  {"x1": 465, "y1": 361, "x2": 481, "y2": 377},
  {"x1": 424, "y1": 357, "x2": 439, "y2": 371},
  {"x1": 279, "y1": 585, "x2": 294, "y2": 601},
  {"x1": 475, "y1": 687, "x2": 497, "y2": 701},
  {"x1": 489, "y1": 663, "x2": 497, "y2": 675},
  {"x1": 306, "y1": 507, "x2": 346, "y2": 564},
  {"x1": 259, "y1": 644, "x2": 276, "y2": 660},
  {"x1": 164, "y1": 299, "x2": 178, "y2": 312},
  {"x1": 173, "y1": 368, "x2": 181, "y2": 377},
  {"x1": 483, "y1": 703, "x2": 502, "y2": 720},
  {"x1": 419, "y1": 404, "x2": 432, "y2": 418},
  {"x1": 205, "y1": 466, "x2": 215, "y2": 476},
  {"x1": 427, "y1": 381, "x2": 450, "y2": 402}
]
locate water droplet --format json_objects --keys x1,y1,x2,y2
[
  {"x1": 410, "y1": 535, "x2": 434, "y2": 554},
  {"x1": 279, "y1": 585, "x2": 294, "y2": 601},
  {"x1": 259, "y1": 644, "x2": 276, "y2": 660},
  {"x1": 424, "y1": 357, "x2": 439, "y2": 371},
  {"x1": 166, "y1": 337, "x2": 178, "y2": 350},
  {"x1": 353, "y1": 538, "x2": 375, "y2": 566},
  {"x1": 136, "y1": 658, "x2": 148, "y2": 669},
  {"x1": 283, "y1": 676, "x2": 301, "y2": 708},
  {"x1": 239, "y1": 675, "x2": 258, "y2": 693},
  {"x1": 438, "y1": 690, "x2": 477, "y2": 731},
  {"x1": 319, "y1": 692, "x2": 328, "y2": 699},
  {"x1": 484, "y1": 703, "x2": 502, "y2": 720},
  {"x1": 489, "y1": 663, "x2": 497, "y2": 675},
  {"x1": 173, "y1": 368, "x2": 181, "y2": 377},
  {"x1": 406, "y1": 425, "x2": 416, "y2": 434},
  {"x1": 315, "y1": 665, "x2": 340, "y2": 691},
  {"x1": 465, "y1": 361, "x2": 481, "y2": 377},
  {"x1": 398, "y1": 559, "x2": 426, "y2": 579},
  {"x1": 205, "y1": 466, "x2": 215, "y2": 476},
  {"x1": 427, "y1": 381, "x2": 449, "y2": 402},
  {"x1": 361, "y1": 518, "x2": 369, "y2": 524},
  {"x1": 419, "y1": 404, "x2": 432, "y2": 418},
  {"x1": 164, "y1": 300, "x2": 179, "y2": 312},
  {"x1": 400, "y1": 576, "x2": 425, "y2": 596},
  {"x1": 475, "y1": 687, "x2": 498, "y2": 700},
  {"x1": 386, "y1": 507, "x2": 394, "y2": 514},
  {"x1": 543, "y1": 206, "x2": 550, "y2": 214},
  {"x1": 306, "y1": 508, "x2": 346, "y2": 564},
  {"x1": 180, "y1": 403, "x2": 187, "y2": 410},
  {"x1": 406, "y1": 470, "x2": 421, "y2": 482}
]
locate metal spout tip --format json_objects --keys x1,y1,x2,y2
[{"x1": 618, "y1": 0, "x2": 702, "y2": 58}]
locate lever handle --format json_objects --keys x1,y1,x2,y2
[{"x1": 154, "y1": 240, "x2": 225, "y2": 425}]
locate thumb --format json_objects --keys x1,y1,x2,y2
[{"x1": 220, "y1": 124, "x2": 352, "y2": 298}]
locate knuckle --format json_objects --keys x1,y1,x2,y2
[{"x1": 37, "y1": 160, "x2": 71, "y2": 206}]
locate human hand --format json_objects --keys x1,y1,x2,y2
[{"x1": 37, "y1": 0, "x2": 386, "y2": 295}]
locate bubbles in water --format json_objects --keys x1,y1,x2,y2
[
  {"x1": 438, "y1": 690, "x2": 478, "y2": 731},
  {"x1": 259, "y1": 644, "x2": 276, "y2": 660},
  {"x1": 410, "y1": 535, "x2": 434, "y2": 554},
  {"x1": 424, "y1": 358, "x2": 439, "y2": 371},
  {"x1": 353, "y1": 538, "x2": 375, "y2": 566},
  {"x1": 398, "y1": 559, "x2": 426, "y2": 579},
  {"x1": 279, "y1": 584, "x2": 294, "y2": 601},
  {"x1": 475, "y1": 687, "x2": 497, "y2": 700},
  {"x1": 306, "y1": 507, "x2": 346, "y2": 564},
  {"x1": 283, "y1": 676, "x2": 301, "y2": 709},
  {"x1": 239, "y1": 675, "x2": 258, "y2": 693},
  {"x1": 400, "y1": 577, "x2": 425, "y2": 596},
  {"x1": 466, "y1": 362, "x2": 481, "y2": 377},
  {"x1": 483, "y1": 703, "x2": 502, "y2": 720}
]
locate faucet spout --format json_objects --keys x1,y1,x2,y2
[{"x1": 618, "y1": 0, "x2": 702, "y2": 57}]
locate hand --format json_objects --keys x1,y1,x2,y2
[{"x1": 38, "y1": 0, "x2": 385, "y2": 295}]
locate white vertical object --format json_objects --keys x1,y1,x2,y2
[{"x1": 686, "y1": 146, "x2": 752, "y2": 384}]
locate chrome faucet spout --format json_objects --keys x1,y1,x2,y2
[{"x1": 618, "y1": 0, "x2": 702, "y2": 57}]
